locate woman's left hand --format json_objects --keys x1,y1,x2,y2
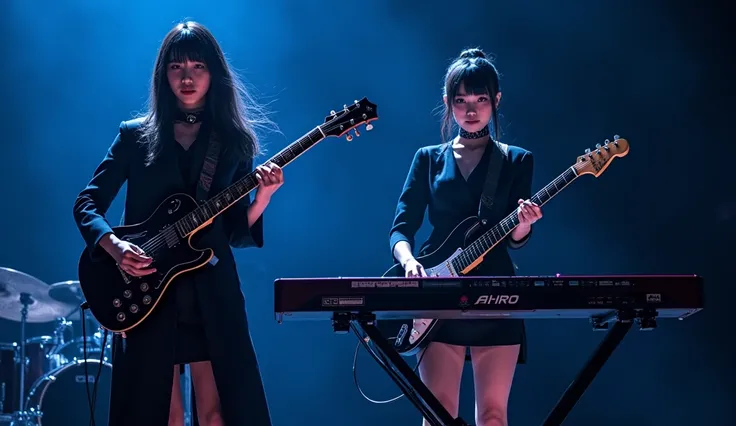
[
  {"x1": 517, "y1": 198, "x2": 542, "y2": 226},
  {"x1": 254, "y1": 162, "x2": 284, "y2": 203}
]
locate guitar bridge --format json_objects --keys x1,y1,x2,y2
[{"x1": 445, "y1": 261, "x2": 457, "y2": 276}]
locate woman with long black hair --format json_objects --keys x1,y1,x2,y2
[{"x1": 73, "y1": 21, "x2": 281, "y2": 425}]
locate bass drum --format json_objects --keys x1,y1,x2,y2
[{"x1": 24, "y1": 360, "x2": 111, "y2": 426}]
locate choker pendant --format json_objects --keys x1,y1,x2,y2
[{"x1": 177, "y1": 110, "x2": 204, "y2": 124}]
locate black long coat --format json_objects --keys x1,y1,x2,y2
[{"x1": 73, "y1": 117, "x2": 272, "y2": 425}]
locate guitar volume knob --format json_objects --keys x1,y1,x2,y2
[
  {"x1": 113, "y1": 299, "x2": 122, "y2": 308},
  {"x1": 116, "y1": 312, "x2": 126, "y2": 322},
  {"x1": 142, "y1": 295, "x2": 152, "y2": 305},
  {"x1": 123, "y1": 290, "x2": 132, "y2": 298},
  {"x1": 129, "y1": 304, "x2": 139, "y2": 313}
]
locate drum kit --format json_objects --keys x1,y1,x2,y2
[{"x1": 0, "y1": 267, "x2": 111, "y2": 426}]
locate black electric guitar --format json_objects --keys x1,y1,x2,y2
[
  {"x1": 78, "y1": 98, "x2": 378, "y2": 332},
  {"x1": 377, "y1": 136, "x2": 630, "y2": 356}
]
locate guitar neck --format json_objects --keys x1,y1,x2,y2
[
  {"x1": 453, "y1": 166, "x2": 580, "y2": 273},
  {"x1": 176, "y1": 126, "x2": 326, "y2": 235}
]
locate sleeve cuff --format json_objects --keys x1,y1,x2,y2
[
  {"x1": 248, "y1": 214, "x2": 264, "y2": 248},
  {"x1": 88, "y1": 218, "x2": 114, "y2": 260},
  {"x1": 389, "y1": 232, "x2": 410, "y2": 254},
  {"x1": 231, "y1": 212, "x2": 264, "y2": 249},
  {"x1": 507, "y1": 227, "x2": 532, "y2": 249}
]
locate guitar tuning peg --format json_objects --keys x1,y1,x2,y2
[
  {"x1": 613, "y1": 134, "x2": 620, "y2": 140},
  {"x1": 604, "y1": 139, "x2": 610, "y2": 144},
  {"x1": 330, "y1": 110, "x2": 336, "y2": 115},
  {"x1": 366, "y1": 123, "x2": 373, "y2": 131},
  {"x1": 595, "y1": 143, "x2": 601, "y2": 149},
  {"x1": 346, "y1": 134, "x2": 353, "y2": 141},
  {"x1": 343, "y1": 104, "x2": 348, "y2": 110},
  {"x1": 354, "y1": 99, "x2": 358, "y2": 104}
]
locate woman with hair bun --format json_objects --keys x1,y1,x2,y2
[{"x1": 388, "y1": 47, "x2": 543, "y2": 426}]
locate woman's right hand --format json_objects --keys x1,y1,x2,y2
[
  {"x1": 403, "y1": 258, "x2": 427, "y2": 278},
  {"x1": 99, "y1": 233, "x2": 156, "y2": 277}
]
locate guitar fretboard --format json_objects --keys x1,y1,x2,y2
[
  {"x1": 452, "y1": 166, "x2": 579, "y2": 273},
  {"x1": 173, "y1": 127, "x2": 325, "y2": 236}
]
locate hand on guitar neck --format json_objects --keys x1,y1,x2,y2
[
  {"x1": 510, "y1": 198, "x2": 542, "y2": 241},
  {"x1": 98, "y1": 233, "x2": 156, "y2": 277},
  {"x1": 248, "y1": 161, "x2": 284, "y2": 227}
]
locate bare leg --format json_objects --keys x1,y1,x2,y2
[
  {"x1": 169, "y1": 365, "x2": 184, "y2": 426},
  {"x1": 470, "y1": 345, "x2": 520, "y2": 426},
  {"x1": 416, "y1": 342, "x2": 467, "y2": 426},
  {"x1": 191, "y1": 361, "x2": 224, "y2": 426}
]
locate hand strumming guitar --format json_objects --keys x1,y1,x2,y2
[
  {"x1": 99, "y1": 233, "x2": 157, "y2": 277},
  {"x1": 393, "y1": 241, "x2": 427, "y2": 278},
  {"x1": 403, "y1": 258, "x2": 427, "y2": 278}
]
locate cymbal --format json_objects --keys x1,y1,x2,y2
[
  {"x1": 48, "y1": 280, "x2": 87, "y2": 320},
  {"x1": 48, "y1": 280, "x2": 84, "y2": 305},
  {"x1": 0, "y1": 267, "x2": 79, "y2": 323}
]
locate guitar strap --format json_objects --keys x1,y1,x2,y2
[
  {"x1": 196, "y1": 132, "x2": 222, "y2": 267},
  {"x1": 478, "y1": 140, "x2": 509, "y2": 219},
  {"x1": 196, "y1": 133, "x2": 222, "y2": 203}
]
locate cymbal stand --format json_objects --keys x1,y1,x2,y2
[
  {"x1": 52, "y1": 317, "x2": 71, "y2": 345},
  {"x1": 47, "y1": 317, "x2": 71, "y2": 371},
  {"x1": 8, "y1": 293, "x2": 40, "y2": 426}
]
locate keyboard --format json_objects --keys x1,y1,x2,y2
[{"x1": 273, "y1": 274, "x2": 703, "y2": 321}]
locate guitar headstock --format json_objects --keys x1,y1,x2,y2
[
  {"x1": 320, "y1": 97, "x2": 378, "y2": 141},
  {"x1": 573, "y1": 135, "x2": 629, "y2": 177}
]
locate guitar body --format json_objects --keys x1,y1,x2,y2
[
  {"x1": 377, "y1": 216, "x2": 484, "y2": 356},
  {"x1": 77, "y1": 193, "x2": 213, "y2": 332}
]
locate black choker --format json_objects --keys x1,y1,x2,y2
[
  {"x1": 175, "y1": 109, "x2": 204, "y2": 124},
  {"x1": 459, "y1": 126, "x2": 490, "y2": 139}
]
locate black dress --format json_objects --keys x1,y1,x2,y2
[
  {"x1": 173, "y1": 124, "x2": 211, "y2": 365},
  {"x1": 389, "y1": 142, "x2": 534, "y2": 363}
]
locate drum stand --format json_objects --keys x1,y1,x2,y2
[{"x1": 6, "y1": 293, "x2": 41, "y2": 426}]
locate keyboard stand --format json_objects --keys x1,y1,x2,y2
[
  {"x1": 335, "y1": 313, "x2": 469, "y2": 426},
  {"x1": 335, "y1": 309, "x2": 654, "y2": 426},
  {"x1": 542, "y1": 309, "x2": 651, "y2": 426}
]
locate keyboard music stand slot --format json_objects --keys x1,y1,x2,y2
[{"x1": 341, "y1": 313, "x2": 469, "y2": 426}]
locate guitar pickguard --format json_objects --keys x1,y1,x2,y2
[{"x1": 425, "y1": 248, "x2": 463, "y2": 277}]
